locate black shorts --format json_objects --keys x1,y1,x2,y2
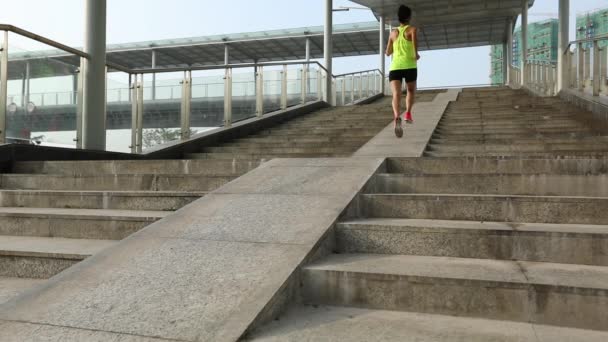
[{"x1": 389, "y1": 68, "x2": 418, "y2": 83}]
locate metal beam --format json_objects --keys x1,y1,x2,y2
[
  {"x1": 151, "y1": 50, "x2": 157, "y2": 100},
  {"x1": 379, "y1": 16, "x2": 386, "y2": 94}
]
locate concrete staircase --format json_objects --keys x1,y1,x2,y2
[
  {"x1": 0, "y1": 159, "x2": 264, "y2": 305},
  {"x1": 250, "y1": 88, "x2": 608, "y2": 341},
  {"x1": 426, "y1": 87, "x2": 608, "y2": 157},
  {"x1": 0, "y1": 97, "x2": 404, "y2": 306},
  {"x1": 187, "y1": 101, "x2": 401, "y2": 160}
]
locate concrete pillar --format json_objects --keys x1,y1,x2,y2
[
  {"x1": 379, "y1": 16, "x2": 386, "y2": 94},
  {"x1": 324, "y1": 0, "x2": 333, "y2": 104},
  {"x1": 557, "y1": 0, "x2": 569, "y2": 92},
  {"x1": 151, "y1": 50, "x2": 157, "y2": 100},
  {"x1": 520, "y1": 0, "x2": 528, "y2": 87},
  {"x1": 224, "y1": 44, "x2": 230, "y2": 65},
  {"x1": 82, "y1": 0, "x2": 107, "y2": 150},
  {"x1": 506, "y1": 19, "x2": 513, "y2": 85}
]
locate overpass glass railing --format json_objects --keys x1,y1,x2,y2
[
  {"x1": 0, "y1": 24, "x2": 385, "y2": 153},
  {"x1": 1, "y1": 29, "x2": 83, "y2": 148}
]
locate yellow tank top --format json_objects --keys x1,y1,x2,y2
[{"x1": 390, "y1": 25, "x2": 417, "y2": 71}]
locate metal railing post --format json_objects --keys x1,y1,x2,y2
[
  {"x1": 331, "y1": 78, "x2": 337, "y2": 106},
  {"x1": 593, "y1": 40, "x2": 601, "y2": 97},
  {"x1": 341, "y1": 78, "x2": 345, "y2": 106},
  {"x1": 281, "y1": 64, "x2": 288, "y2": 109},
  {"x1": 569, "y1": 50, "x2": 576, "y2": 88},
  {"x1": 358, "y1": 73, "x2": 363, "y2": 100},
  {"x1": 317, "y1": 68, "x2": 322, "y2": 101},
  {"x1": 256, "y1": 65, "x2": 264, "y2": 117},
  {"x1": 136, "y1": 74, "x2": 144, "y2": 154},
  {"x1": 224, "y1": 67, "x2": 232, "y2": 127},
  {"x1": 300, "y1": 66, "x2": 306, "y2": 104},
  {"x1": 0, "y1": 31, "x2": 8, "y2": 144},
  {"x1": 578, "y1": 43, "x2": 585, "y2": 91},
  {"x1": 180, "y1": 70, "x2": 191, "y2": 140},
  {"x1": 130, "y1": 76, "x2": 138, "y2": 153},
  {"x1": 350, "y1": 74, "x2": 355, "y2": 104},
  {"x1": 602, "y1": 48, "x2": 608, "y2": 95},
  {"x1": 75, "y1": 58, "x2": 85, "y2": 148}
]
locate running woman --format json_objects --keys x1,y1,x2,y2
[{"x1": 386, "y1": 5, "x2": 420, "y2": 138}]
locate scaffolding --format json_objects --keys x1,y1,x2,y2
[{"x1": 576, "y1": 8, "x2": 608, "y2": 50}]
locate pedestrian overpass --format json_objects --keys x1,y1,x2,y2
[{"x1": 1, "y1": 0, "x2": 608, "y2": 341}]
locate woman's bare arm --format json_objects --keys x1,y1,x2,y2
[
  {"x1": 411, "y1": 27, "x2": 420, "y2": 60},
  {"x1": 386, "y1": 31, "x2": 394, "y2": 56}
]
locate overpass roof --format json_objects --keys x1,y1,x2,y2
[
  {"x1": 352, "y1": 0, "x2": 535, "y2": 50},
  {"x1": 8, "y1": 22, "x2": 386, "y2": 79}
]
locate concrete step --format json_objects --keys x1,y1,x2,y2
[
  {"x1": 386, "y1": 156, "x2": 608, "y2": 175},
  {"x1": 438, "y1": 118, "x2": 581, "y2": 126},
  {"x1": 359, "y1": 193, "x2": 608, "y2": 225},
  {"x1": 302, "y1": 253, "x2": 608, "y2": 330},
  {"x1": 223, "y1": 141, "x2": 365, "y2": 149},
  {"x1": 248, "y1": 305, "x2": 608, "y2": 342},
  {"x1": 12, "y1": 159, "x2": 262, "y2": 176},
  {"x1": 0, "y1": 235, "x2": 116, "y2": 278},
  {"x1": 427, "y1": 143, "x2": 608, "y2": 154},
  {"x1": 370, "y1": 173, "x2": 608, "y2": 197},
  {"x1": 256, "y1": 128, "x2": 381, "y2": 136},
  {"x1": 0, "y1": 190, "x2": 203, "y2": 210},
  {"x1": 0, "y1": 207, "x2": 167, "y2": 240},
  {"x1": 0, "y1": 276, "x2": 46, "y2": 305},
  {"x1": 434, "y1": 126, "x2": 591, "y2": 134},
  {"x1": 424, "y1": 150, "x2": 608, "y2": 158},
  {"x1": 430, "y1": 135, "x2": 608, "y2": 145},
  {"x1": 336, "y1": 219, "x2": 608, "y2": 265},
  {"x1": 185, "y1": 152, "x2": 347, "y2": 160},
  {"x1": 201, "y1": 146, "x2": 357, "y2": 154},
  {"x1": 230, "y1": 136, "x2": 369, "y2": 144},
  {"x1": 430, "y1": 131, "x2": 595, "y2": 140},
  {"x1": 0, "y1": 174, "x2": 235, "y2": 192}
]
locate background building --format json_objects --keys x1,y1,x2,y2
[{"x1": 490, "y1": 18, "x2": 559, "y2": 85}]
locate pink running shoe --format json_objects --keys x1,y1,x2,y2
[{"x1": 404, "y1": 112, "x2": 413, "y2": 124}]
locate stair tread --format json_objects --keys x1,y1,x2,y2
[
  {"x1": 0, "y1": 276, "x2": 46, "y2": 305},
  {"x1": 250, "y1": 305, "x2": 608, "y2": 342},
  {"x1": 0, "y1": 189, "x2": 206, "y2": 196},
  {"x1": 305, "y1": 253, "x2": 608, "y2": 290},
  {"x1": 0, "y1": 207, "x2": 170, "y2": 220},
  {"x1": 338, "y1": 218, "x2": 608, "y2": 235},
  {"x1": 0, "y1": 235, "x2": 116, "y2": 259}
]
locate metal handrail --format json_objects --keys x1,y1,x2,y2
[
  {"x1": 334, "y1": 69, "x2": 382, "y2": 78},
  {"x1": 0, "y1": 24, "x2": 90, "y2": 59}
]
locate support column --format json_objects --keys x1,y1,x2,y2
[
  {"x1": 557, "y1": 0, "x2": 569, "y2": 92},
  {"x1": 224, "y1": 44, "x2": 229, "y2": 65},
  {"x1": 82, "y1": 0, "x2": 107, "y2": 150},
  {"x1": 305, "y1": 37, "x2": 311, "y2": 62},
  {"x1": 379, "y1": 16, "x2": 386, "y2": 94},
  {"x1": 324, "y1": 0, "x2": 333, "y2": 104},
  {"x1": 506, "y1": 19, "x2": 513, "y2": 85},
  {"x1": 151, "y1": 50, "x2": 157, "y2": 100},
  {"x1": 520, "y1": 0, "x2": 528, "y2": 87}
]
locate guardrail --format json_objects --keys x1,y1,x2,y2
[
  {"x1": 0, "y1": 24, "x2": 384, "y2": 153},
  {"x1": 565, "y1": 36, "x2": 608, "y2": 97}
]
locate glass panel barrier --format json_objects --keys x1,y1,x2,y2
[
  {"x1": 141, "y1": 72, "x2": 183, "y2": 151},
  {"x1": 106, "y1": 70, "x2": 131, "y2": 153},
  {"x1": 287, "y1": 66, "x2": 302, "y2": 107},
  {"x1": 191, "y1": 69, "x2": 225, "y2": 135},
  {"x1": 263, "y1": 66, "x2": 282, "y2": 113},
  {"x1": 6, "y1": 32, "x2": 81, "y2": 147},
  {"x1": 307, "y1": 65, "x2": 319, "y2": 102},
  {"x1": 231, "y1": 67, "x2": 256, "y2": 123}
]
